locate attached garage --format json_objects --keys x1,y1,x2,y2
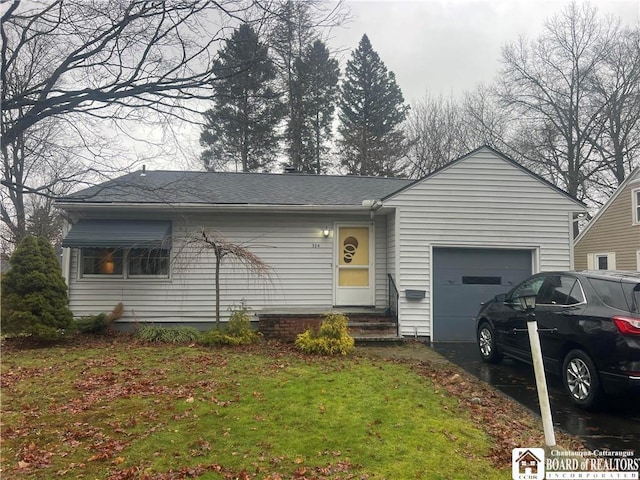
[
  {"x1": 432, "y1": 248, "x2": 532, "y2": 341},
  {"x1": 383, "y1": 146, "x2": 587, "y2": 340}
]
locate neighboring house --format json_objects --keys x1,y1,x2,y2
[
  {"x1": 55, "y1": 146, "x2": 586, "y2": 342},
  {"x1": 574, "y1": 167, "x2": 640, "y2": 272}
]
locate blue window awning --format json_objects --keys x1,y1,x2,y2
[{"x1": 62, "y1": 219, "x2": 172, "y2": 249}]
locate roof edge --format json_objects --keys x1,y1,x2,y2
[
  {"x1": 574, "y1": 166, "x2": 640, "y2": 244},
  {"x1": 55, "y1": 202, "x2": 372, "y2": 212},
  {"x1": 382, "y1": 145, "x2": 587, "y2": 208}
]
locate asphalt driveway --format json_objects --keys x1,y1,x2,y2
[{"x1": 431, "y1": 342, "x2": 640, "y2": 452}]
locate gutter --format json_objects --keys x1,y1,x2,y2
[{"x1": 55, "y1": 202, "x2": 373, "y2": 214}]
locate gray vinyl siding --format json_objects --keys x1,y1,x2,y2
[
  {"x1": 385, "y1": 148, "x2": 583, "y2": 338},
  {"x1": 66, "y1": 211, "x2": 388, "y2": 324},
  {"x1": 574, "y1": 177, "x2": 640, "y2": 271}
]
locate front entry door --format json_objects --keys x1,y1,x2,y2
[{"x1": 335, "y1": 225, "x2": 374, "y2": 306}]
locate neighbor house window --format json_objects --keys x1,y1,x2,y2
[
  {"x1": 588, "y1": 252, "x2": 616, "y2": 270},
  {"x1": 597, "y1": 255, "x2": 609, "y2": 270},
  {"x1": 82, "y1": 248, "x2": 124, "y2": 276},
  {"x1": 634, "y1": 189, "x2": 640, "y2": 225},
  {"x1": 81, "y1": 248, "x2": 169, "y2": 278}
]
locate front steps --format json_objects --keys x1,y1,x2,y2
[{"x1": 257, "y1": 308, "x2": 404, "y2": 345}]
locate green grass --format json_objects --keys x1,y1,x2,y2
[{"x1": 1, "y1": 340, "x2": 512, "y2": 479}]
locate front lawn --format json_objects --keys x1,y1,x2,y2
[{"x1": 1, "y1": 339, "x2": 579, "y2": 479}]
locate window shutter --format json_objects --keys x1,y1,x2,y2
[
  {"x1": 587, "y1": 254, "x2": 594, "y2": 270},
  {"x1": 607, "y1": 252, "x2": 617, "y2": 270}
]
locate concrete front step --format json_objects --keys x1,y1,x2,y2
[{"x1": 353, "y1": 335, "x2": 405, "y2": 346}]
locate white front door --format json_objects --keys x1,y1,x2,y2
[{"x1": 335, "y1": 224, "x2": 375, "y2": 306}]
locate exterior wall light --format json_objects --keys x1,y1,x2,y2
[{"x1": 322, "y1": 227, "x2": 330, "y2": 238}]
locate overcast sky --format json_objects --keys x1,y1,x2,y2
[
  {"x1": 143, "y1": 0, "x2": 640, "y2": 170},
  {"x1": 328, "y1": 0, "x2": 640, "y2": 104}
]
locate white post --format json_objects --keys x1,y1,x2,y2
[{"x1": 526, "y1": 318, "x2": 556, "y2": 447}]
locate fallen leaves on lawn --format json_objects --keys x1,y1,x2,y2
[
  {"x1": 410, "y1": 360, "x2": 584, "y2": 466},
  {"x1": 106, "y1": 458, "x2": 362, "y2": 480}
]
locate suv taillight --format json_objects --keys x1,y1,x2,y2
[{"x1": 613, "y1": 316, "x2": 640, "y2": 335}]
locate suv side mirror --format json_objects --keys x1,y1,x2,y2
[{"x1": 495, "y1": 293, "x2": 507, "y2": 302}]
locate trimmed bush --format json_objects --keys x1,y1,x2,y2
[
  {"x1": 1, "y1": 235, "x2": 73, "y2": 341},
  {"x1": 137, "y1": 326, "x2": 201, "y2": 343},
  {"x1": 199, "y1": 305, "x2": 262, "y2": 346},
  {"x1": 295, "y1": 312, "x2": 355, "y2": 356}
]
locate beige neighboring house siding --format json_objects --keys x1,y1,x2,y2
[{"x1": 574, "y1": 170, "x2": 640, "y2": 272}]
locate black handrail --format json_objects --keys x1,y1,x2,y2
[{"x1": 387, "y1": 274, "x2": 399, "y2": 336}]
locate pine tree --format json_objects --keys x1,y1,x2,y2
[
  {"x1": 200, "y1": 24, "x2": 284, "y2": 172},
  {"x1": 338, "y1": 34, "x2": 409, "y2": 176},
  {"x1": 270, "y1": 1, "x2": 316, "y2": 171},
  {"x1": 295, "y1": 40, "x2": 340, "y2": 173},
  {"x1": 1, "y1": 235, "x2": 73, "y2": 341}
]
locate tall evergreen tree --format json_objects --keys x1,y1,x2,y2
[
  {"x1": 338, "y1": 35, "x2": 409, "y2": 177},
  {"x1": 200, "y1": 24, "x2": 284, "y2": 172},
  {"x1": 270, "y1": 1, "x2": 316, "y2": 171},
  {"x1": 295, "y1": 40, "x2": 340, "y2": 173}
]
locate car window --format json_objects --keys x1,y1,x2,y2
[
  {"x1": 536, "y1": 275, "x2": 584, "y2": 305},
  {"x1": 587, "y1": 278, "x2": 631, "y2": 311},
  {"x1": 510, "y1": 276, "x2": 545, "y2": 301},
  {"x1": 623, "y1": 283, "x2": 640, "y2": 313},
  {"x1": 565, "y1": 278, "x2": 586, "y2": 305}
]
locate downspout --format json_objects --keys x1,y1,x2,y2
[
  {"x1": 363, "y1": 199, "x2": 383, "y2": 220},
  {"x1": 62, "y1": 219, "x2": 71, "y2": 286}
]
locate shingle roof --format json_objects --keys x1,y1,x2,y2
[{"x1": 59, "y1": 170, "x2": 415, "y2": 206}]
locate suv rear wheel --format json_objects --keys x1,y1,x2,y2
[
  {"x1": 562, "y1": 349, "x2": 602, "y2": 409},
  {"x1": 477, "y1": 322, "x2": 503, "y2": 363}
]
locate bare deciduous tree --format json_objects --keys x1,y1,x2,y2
[
  {"x1": 184, "y1": 229, "x2": 272, "y2": 326},
  {"x1": 496, "y1": 1, "x2": 624, "y2": 202},
  {"x1": 404, "y1": 92, "x2": 470, "y2": 178},
  {"x1": 0, "y1": 0, "x2": 274, "y2": 246},
  {"x1": 590, "y1": 25, "x2": 640, "y2": 190}
]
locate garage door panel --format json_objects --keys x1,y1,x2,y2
[{"x1": 433, "y1": 248, "x2": 532, "y2": 342}]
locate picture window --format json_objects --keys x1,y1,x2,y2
[{"x1": 81, "y1": 248, "x2": 169, "y2": 278}]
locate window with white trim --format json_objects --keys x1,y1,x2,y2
[
  {"x1": 634, "y1": 189, "x2": 640, "y2": 225},
  {"x1": 587, "y1": 252, "x2": 616, "y2": 270},
  {"x1": 81, "y1": 248, "x2": 169, "y2": 278}
]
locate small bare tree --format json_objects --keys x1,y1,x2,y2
[{"x1": 184, "y1": 228, "x2": 272, "y2": 326}]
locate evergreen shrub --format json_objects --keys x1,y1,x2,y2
[
  {"x1": 1, "y1": 236, "x2": 73, "y2": 341},
  {"x1": 199, "y1": 304, "x2": 262, "y2": 346},
  {"x1": 295, "y1": 312, "x2": 355, "y2": 356}
]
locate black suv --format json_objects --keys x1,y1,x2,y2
[{"x1": 475, "y1": 270, "x2": 640, "y2": 409}]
